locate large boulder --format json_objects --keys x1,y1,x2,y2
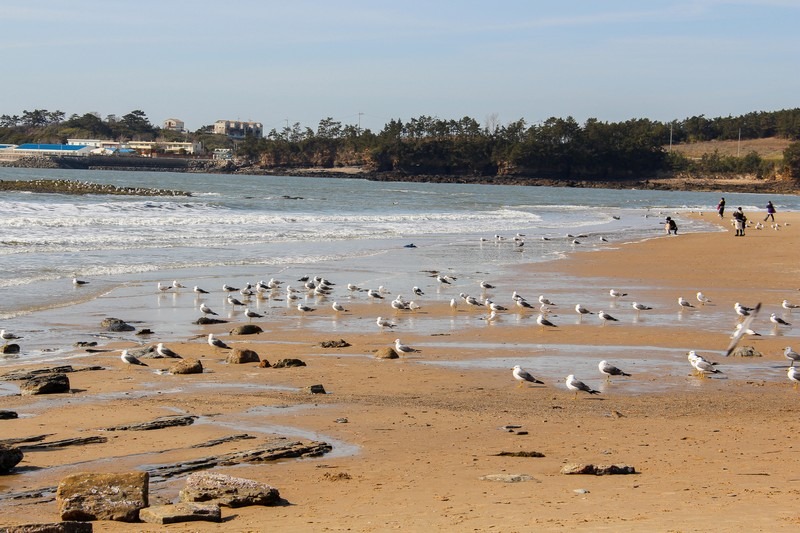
[
  {"x1": 179, "y1": 472, "x2": 281, "y2": 508},
  {"x1": 20, "y1": 373, "x2": 70, "y2": 395},
  {"x1": 226, "y1": 348, "x2": 260, "y2": 364},
  {"x1": 138, "y1": 502, "x2": 221, "y2": 524},
  {"x1": 229, "y1": 324, "x2": 262, "y2": 336},
  {"x1": 0, "y1": 444, "x2": 24, "y2": 473},
  {"x1": 374, "y1": 347, "x2": 399, "y2": 359},
  {"x1": 100, "y1": 318, "x2": 135, "y2": 332},
  {"x1": 0, "y1": 410, "x2": 18, "y2": 419},
  {"x1": 57, "y1": 472, "x2": 149, "y2": 522},
  {"x1": 169, "y1": 359, "x2": 203, "y2": 375}
]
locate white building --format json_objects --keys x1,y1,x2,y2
[
  {"x1": 163, "y1": 118, "x2": 185, "y2": 132},
  {"x1": 213, "y1": 120, "x2": 263, "y2": 139}
]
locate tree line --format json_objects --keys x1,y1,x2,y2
[{"x1": 2, "y1": 107, "x2": 800, "y2": 180}]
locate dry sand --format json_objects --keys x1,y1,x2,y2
[{"x1": 2, "y1": 212, "x2": 800, "y2": 532}]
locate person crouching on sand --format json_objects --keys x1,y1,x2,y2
[{"x1": 665, "y1": 216, "x2": 678, "y2": 235}]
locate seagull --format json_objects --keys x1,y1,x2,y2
[
  {"x1": 347, "y1": 283, "x2": 363, "y2": 292},
  {"x1": 565, "y1": 374, "x2": 600, "y2": 397},
  {"x1": 483, "y1": 310, "x2": 499, "y2": 322},
  {"x1": 227, "y1": 295, "x2": 246, "y2": 307},
  {"x1": 208, "y1": 333, "x2": 230, "y2": 350},
  {"x1": 689, "y1": 353, "x2": 722, "y2": 378},
  {"x1": 632, "y1": 302, "x2": 653, "y2": 315},
  {"x1": 72, "y1": 277, "x2": 89, "y2": 286},
  {"x1": 538, "y1": 295, "x2": 556, "y2": 306},
  {"x1": 367, "y1": 288, "x2": 384, "y2": 299},
  {"x1": 120, "y1": 349, "x2": 148, "y2": 369},
  {"x1": 678, "y1": 296, "x2": 695, "y2": 309},
  {"x1": 782, "y1": 300, "x2": 800, "y2": 312},
  {"x1": 536, "y1": 314, "x2": 558, "y2": 328},
  {"x1": 0, "y1": 329, "x2": 21, "y2": 343},
  {"x1": 157, "y1": 282, "x2": 171, "y2": 292},
  {"x1": 788, "y1": 367, "x2": 800, "y2": 388},
  {"x1": 155, "y1": 343, "x2": 181, "y2": 358},
  {"x1": 408, "y1": 301, "x2": 421, "y2": 311},
  {"x1": 696, "y1": 292, "x2": 711, "y2": 305},
  {"x1": 412, "y1": 286, "x2": 424, "y2": 296},
  {"x1": 377, "y1": 316, "x2": 396, "y2": 329},
  {"x1": 193, "y1": 286, "x2": 209, "y2": 295},
  {"x1": 609, "y1": 289, "x2": 627, "y2": 298},
  {"x1": 480, "y1": 281, "x2": 496, "y2": 290},
  {"x1": 436, "y1": 274, "x2": 453, "y2": 284},
  {"x1": 575, "y1": 304, "x2": 593, "y2": 322},
  {"x1": 222, "y1": 284, "x2": 239, "y2": 293},
  {"x1": 199, "y1": 303, "x2": 218, "y2": 316},
  {"x1": 391, "y1": 297, "x2": 410, "y2": 311},
  {"x1": 394, "y1": 339, "x2": 419, "y2": 354},
  {"x1": 770, "y1": 313, "x2": 792, "y2": 327},
  {"x1": 725, "y1": 302, "x2": 761, "y2": 356},
  {"x1": 297, "y1": 303, "x2": 315, "y2": 313},
  {"x1": 734, "y1": 304, "x2": 752, "y2": 318},
  {"x1": 449, "y1": 298, "x2": 458, "y2": 310},
  {"x1": 325, "y1": 301, "x2": 344, "y2": 312},
  {"x1": 487, "y1": 300, "x2": 507, "y2": 312},
  {"x1": 516, "y1": 298, "x2": 534, "y2": 310},
  {"x1": 784, "y1": 347, "x2": 800, "y2": 367},
  {"x1": 599, "y1": 360, "x2": 631, "y2": 381},
  {"x1": 731, "y1": 323, "x2": 761, "y2": 338},
  {"x1": 244, "y1": 308, "x2": 264, "y2": 321},
  {"x1": 172, "y1": 280, "x2": 186, "y2": 289},
  {"x1": 512, "y1": 365, "x2": 543, "y2": 387},
  {"x1": 598, "y1": 310, "x2": 618, "y2": 325}
]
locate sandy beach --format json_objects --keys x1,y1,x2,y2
[{"x1": 2, "y1": 211, "x2": 800, "y2": 532}]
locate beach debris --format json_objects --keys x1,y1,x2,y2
[
  {"x1": 169, "y1": 359, "x2": 204, "y2": 375},
  {"x1": 100, "y1": 317, "x2": 135, "y2": 332},
  {"x1": 179, "y1": 472, "x2": 282, "y2": 508},
  {"x1": 272, "y1": 358, "x2": 306, "y2": 368},
  {"x1": 560, "y1": 463, "x2": 636, "y2": 475},
  {"x1": 319, "y1": 339, "x2": 351, "y2": 348},
  {"x1": 57, "y1": 471, "x2": 149, "y2": 522},
  {"x1": 0, "y1": 444, "x2": 23, "y2": 473},
  {"x1": 491, "y1": 451, "x2": 545, "y2": 457},
  {"x1": 258, "y1": 359, "x2": 272, "y2": 368},
  {"x1": 479, "y1": 473, "x2": 538, "y2": 483},
  {"x1": 103, "y1": 415, "x2": 198, "y2": 432},
  {"x1": 195, "y1": 317, "x2": 227, "y2": 325},
  {"x1": 0, "y1": 410, "x2": 18, "y2": 420},
  {"x1": 229, "y1": 324, "x2": 262, "y2": 335},
  {"x1": 322, "y1": 472, "x2": 352, "y2": 481},
  {"x1": 226, "y1": 348, "x2": 260, "y2": 364},
  {"x1": 140, "y1": 502, "x2": 222, "y2": 525},
  {"x1": 307, "y1": 384, "x2": 327, "y2": 394},
  {"x1": 20, "y1": 373, "x2": 70, "y2": 395}
]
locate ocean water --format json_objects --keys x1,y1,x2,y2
[{"x1": 1, "y1": 167, "x2": 798, "y2": 366}]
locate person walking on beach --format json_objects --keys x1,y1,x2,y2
[
  {"x1": 665, "y1": 216, "x2": 678, "y2": 235},
  {"x1": 732, "y1": 207, "x2": 747, "y2": 236},
  {"x1": 764, "y1": 201, "x2": 776, "y2": 222},
  {"x1": 717, "y1": 197, "x2": 726, "y2": 218}
]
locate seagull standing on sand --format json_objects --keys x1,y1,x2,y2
[
  {"x1": 227, "y1": 295, "x2": 246, "y2": 307},
  {"x1": 394, "y1": 339, "x2": 419, "y2": 354},
  {"x1": 121, "y1": 349, "x2": 148, "y2": 369},
  {"x1": 156, "y1": 343, "x2": 181, "y2": 358},
  {"x1": 297, "y1": 303, "x2": 315, "y2": 313},
  {"x1": 450, "y1": 298, "x2": 458, "y2": 311},
  {"x1": 696, "y1": 292, "x2": 711, "y2": 305},
  {"x1": 480, "y1": 280, "x2": 496, "y2": 290},
  {"x1": 609, "y1": 289, "x2": 628, "y2": 298},
  {"x1": 599, "y1": 360, "x2": 631, "y2": 381},
  {"x1": 512, "y1": 365, "x2": 543, "y2": 387},
  {"x1": 436, "y1": 274, "x2": 453, "y2": 285},
  {"x1": 72, "y1": 277, "x2": 89, "y2": 286},
  {"x1": 377, "y1": 316, "x2": 397, "y2": 330},
  {"x1": 631, "y1": 302, "x2": 652, "y2": 316},
  {"x1": 193, "y1": 286, "x2": 209, "y2": 295},
  {"x1": 244, "y1": 308, "x2": 264, "y2": 321},
  {"x1": 688, "y1": 351, "x2": 721, "y2": 377},
  {"x1": 782, "y1": 300, "x2": 800, "y2": 313},
  {"x1": 367, "y1": 288, "x2": 384, "y2": 299},
  {"x1": 678, "y1": 296, "x2": 695, "y2": 310},
  {"x1": 575, "y1": 304, "x2": 593, "y2": 322},
  {"x1": 598, "y1": 311, "x2": 618, "y2": 325},
  {"x1": 565, "y1": 375, "x2": 600, "y2": 397},
  {"x1": 536, "y1": 314, "x2": 558, "y2": 329},
  {"x1": 208, "y1": 333, "x2": 230, "y2": 350},
  {"x1": 172, "y1": 280, "x2": 186, "y2": 289},
  {"x1": 199, "y1": 303, "x2": 218, "y2": 316},
  {"x1": 784, "y1": 347, "x2": 800, "y2": 367},
  {"x1": 788, "y1": 367, "x2": 800, "y2": 388},
  {"x1": 770, "y1": 313, "x2": 792, "y2": 327},
  {"x1": 538, "y1": 295, "x2": 556, "y2": 306},
  {"x1": 157, "y1": 282, "x2": 171, "y2": 293},
  {"x1": 331, "y1": 301, "x2": 347, "y2": 312}
]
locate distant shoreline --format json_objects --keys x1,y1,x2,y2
[{"x1": 1, "y1": 155, "x2": 797, "y2": 195}]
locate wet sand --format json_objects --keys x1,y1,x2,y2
[{"x1": 1, "y1": 212, "x2": 800, "y2": 531}]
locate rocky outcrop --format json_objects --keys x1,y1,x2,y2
[
  {"x1": 56, "y1": 472, "x2": 149, "y2": 522},
  {"x1": 179, "y1": 472, "x2": 281, "y2": 508},
  {"x1": 169, "y1": 359, "x2": 203, "y2": 375},
  {"x1": 20, "y1": 373, "x2": 70, "y2": 395},
  {"x1": 0, "y1": 178, "x2": 190, "y2": 196},
  {"x1": 0, "y1": 444, "x2": 24, "y2": 473},
  {"x1": 139, "y1": 502, "x2": 221, "y2": 524},
  {"x1": 1, "y1": 344, "x2": 20, "y2": 354},
  {"x1": 229, "y1": 324, "x2": 262, "y2": 335},
  {"x1": 0, "y1": 522, "x2": 94, "y2": 533},
  {"x1": 99, "y1": 318, "x2": 135, "y2": 332},
  {"x1": 103, "y1": 415, "x2": 197, "y2": 432},
  {"x1": 226, "y1": 348, "x2": 260, "y2": 364},
  {"x1": 560, "y1": 463, "x2": 636, "y2": 475}
]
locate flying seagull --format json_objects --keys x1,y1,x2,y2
[{"x1": 725, "y1": 302, "x2": 761, "y2": 356}]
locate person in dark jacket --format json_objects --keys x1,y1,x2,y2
[{"x1": 764, "y1": 201, "x2": 776, "y2": 222}]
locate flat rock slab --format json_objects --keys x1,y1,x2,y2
[
  {"x1": 103, "y1": 415, "x2": 197, "y2": 432},
  {"x1": 1, "y1": 522, "x2": 94, "y2": 533},
  {"x1": 20, "y1": 373, "x2": 70, "y2": 395},
  {"x1": 479, "y1": 473, "x2": 539, "y2": 483},
  {"x1": 179, "y1": 472, "x2": 280, "y2": 508},
  {"x1": 139, "y1": 502, "x2": 221, "y2": 524},
  {"x1": 57, "y1": 472, "x2": 148, "y2": 522}
]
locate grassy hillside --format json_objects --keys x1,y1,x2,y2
[{"x1": 667, "y1": 137, "x2": 791, "y2": 161}]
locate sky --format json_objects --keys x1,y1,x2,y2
[{"x1": 1, "y1": 1, "x2": 798, "y2": 134}]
